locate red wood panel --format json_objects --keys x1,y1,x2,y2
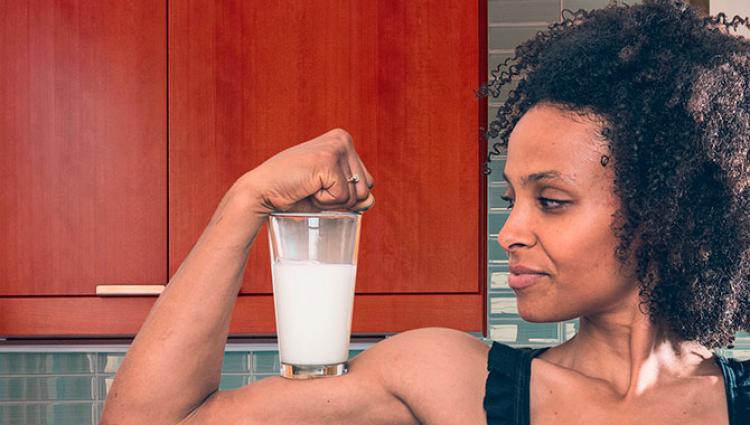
[
  {"x1": 169, "y1": 1, "x2": 482, "y2": 295},
  {"x1": 0, "y1": 294, "x2": 483, "y2": 337},
  {"x1": 0, "y1": 1, "x2": 167, "y2": 295}
]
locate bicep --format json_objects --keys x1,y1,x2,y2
[{"x1": 180, "y1": 348, "x2": 418, "y2": 425}]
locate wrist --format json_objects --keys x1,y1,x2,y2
[
  {"x1": 202, "y1": 175, "x2": 270, "y2": 248},
  {"x1": 225, "y1": 175, "x2": 268, "y2": 216}
]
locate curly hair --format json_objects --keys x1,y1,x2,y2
[{"x1": 481, "y1": 0, "x2": 750, "y2": 349}]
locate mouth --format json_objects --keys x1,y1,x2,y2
[{"x1": 507, "y1": 272, "x2": 547, "y2": 290}]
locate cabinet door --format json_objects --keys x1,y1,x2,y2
[
  {"x1": 170, "y1": 1, "x2": 484, "y2": 300},
  {"x1": 0, "y1": 0, "x2": 167, "y2": 296}
]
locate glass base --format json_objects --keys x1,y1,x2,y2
[{"x1": 280, "y1": 362, "x2": 348, "y2": 379}]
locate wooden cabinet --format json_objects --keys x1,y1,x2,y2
[
  {"x1": 0, "y1": 0, "x2": 486, "y2": 337},
  {"x1": 0, "y1": 0, "x2": 167, "y2": 336}
]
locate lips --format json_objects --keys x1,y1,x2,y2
[{"x1": 508, "y1": 264, "x2": 548, "y2": 290}]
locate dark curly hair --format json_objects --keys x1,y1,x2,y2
[{"x1": 480, "y1": 0, "x2": 750, "y2": 349}]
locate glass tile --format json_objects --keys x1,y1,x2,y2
[
  {"x1": 252, "y1": 352, "x2": 279, "y2": 374},
  {"x1": 490, "y1": 295, "x2": 518, "y2": 316},
  {"x1": 219, "y1": 374, "x2": 249, "y2": 390},
  {"x1": 487, "y1": 238, "x2": 508, "y2": 263},
  {"x1": 222, "y1": 352, "x2": 249, "y2": 373},
  {"x1": 488, "y1": 211, "x2": 510, "y2": 235},
  {"x1": 0, "y1": 403, "x2": 95, "y2": 425},
  {"x1": 489, "y1": 26, "x2": 548, "y2": 51},
  {"x1": 0, "y1": 353, "x2": 94, "y2": 375},
  {"x1": 96, "y1": 376, "x2": 116, "y2": 400},
  {"x1": 489, "y1": 271, "x2": 509, "y2": 290},
  {"x1": 96, "y1": 353, "x2": 125, "y2": 374},
  {"x1": 489, "y1": 319, "x2": 561, "y2": 346},
  {"x1": 0, "y1": 376, "x2": 94, "y2": 401},
  {"x1": 489, "y1": 0, "x2": 561, "y2": 23},
  {"x1": 485, "y1": 158, "x2": 506, "y2": 184},
  {"x1": 95, "y1": 402, "x2": 104, "y2": 424},
  {"x1": 489, "y1": 323, "x2": 518, "y2": 342},
  {"x1": 563, "y1": 319, "x2": 579, "y2": 341},
  {"x1": 725, "y1": 349, "x2": 750, "y2": 361}
]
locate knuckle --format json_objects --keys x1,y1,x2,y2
[
  {"x1": 330, "y1": 128, "x2": 353, "y2": 148},
  {"x1": 330, "y1": 128, "x2": 352, "y2": 141}
]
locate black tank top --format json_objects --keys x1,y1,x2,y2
[{"x1": 484, "y1": 341, "x2": 750, "y2": 425}]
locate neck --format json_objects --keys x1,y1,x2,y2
[{"x1": 549, "y1": 291, "x2": 719, "y2": 399}]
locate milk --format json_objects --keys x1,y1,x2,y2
[{"x1": 272, "y1": 260, "x2": 357, "y2": 365}]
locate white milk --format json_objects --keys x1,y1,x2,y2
[{"x1": 272, "y1": 261, "x2": 357, "y2": 365}]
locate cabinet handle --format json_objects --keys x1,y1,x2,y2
[{"x1": 96, "y1": 284, "x2": 166, "y2": 296}]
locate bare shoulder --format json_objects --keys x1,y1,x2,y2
[
  {"x1": 368, "y1": 327, "x2": 490, "y2": 373},
  {"x1": 365, "y1": 327, "x2": 491, "y2": 424},
  {"x1": 181, "y1": 328, "x2": 490, "y2": 425}
]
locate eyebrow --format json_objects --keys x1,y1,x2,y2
[{"x1": 502, "y1": 170, "x2": 576, "y2": 186}]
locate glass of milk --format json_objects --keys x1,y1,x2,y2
[{"x1": 267, "y1": 211, "x2": 362, "y2": 379}]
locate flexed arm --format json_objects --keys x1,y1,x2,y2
[{"x1": 100, "y1": 129, "x2": 376, "y2": 425}]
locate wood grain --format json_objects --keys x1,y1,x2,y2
[
  {"x1": 169, "y1": 0, "x2": 483, "y2": 296},
  {"x1": 0, "y1": 0, "x2": 167, "y2": 295},
  {"x1": 0, "y1": 294, "x2": 483, "y2": 336}
]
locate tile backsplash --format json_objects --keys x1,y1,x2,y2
[{"x1": 0, "y1": 347, "x2": 364, "y2": 424}]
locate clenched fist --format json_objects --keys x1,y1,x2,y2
[{"x1": 238, "y1": 129, "x2": 375, "y2": 216}]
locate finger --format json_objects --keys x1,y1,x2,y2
[
  {"x1": 351, "y1": 150, "x2": 375, "y2": 189},
  {"x1": 339, "y1": 156, "x2": 359, "y2": 210},
  {"x1": 352, "y1": 193, "x2": 375, "y2": 212},
  {"x1": 311, "y1": 158, "x2": 356, "y2": 208},
  {"x1": 347, "y1": 155, "x2": 371, "y2": 203}
]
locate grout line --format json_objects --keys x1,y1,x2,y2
[{"x1": 92, "y1": 354, "x2": 99, "y2": 403}]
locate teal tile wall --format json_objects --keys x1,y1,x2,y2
[{"x1": 0, "y1": 349, "x2": 363, "y2": 425}]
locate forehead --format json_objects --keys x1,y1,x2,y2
[{"x1": 504, "y1": 104, "x2": 609, "y2": 184}]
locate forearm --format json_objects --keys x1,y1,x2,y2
[{"x1": 102, "y1": 179, "x2": 267, "y2": 424}]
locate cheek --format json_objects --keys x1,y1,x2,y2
[
  {"x1": 518, "y1": 209, "x2": 633, "y2": 322},
  {"x1": 543, "y1": 212, "x2": 633, "y2": 308}
]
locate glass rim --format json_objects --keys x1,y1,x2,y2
[{"x1": 269, "y1": 211, "x2": 361, "y2": 218}]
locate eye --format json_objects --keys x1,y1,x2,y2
[
  {"x1": 500, "y1": 195, "x2": 514, "y2": 209},
  {"x1": 538, "y1": 197, "x2": 570, "y2": 210}
]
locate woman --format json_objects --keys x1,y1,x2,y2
[{"x1": 101, "y1": 1, "x2": 750, "y2": 424}]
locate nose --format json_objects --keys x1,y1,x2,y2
[{"x1": 497, "y1": 207, "x2": 536, "y2": 254}]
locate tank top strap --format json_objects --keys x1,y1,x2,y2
[
  {"x1": 716, "y1": 355, "x2": 750, "y2": 425},
  {"x1": 484, "y1": 342, "x2": 550, "y2": 425}
]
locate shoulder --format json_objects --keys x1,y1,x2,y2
[
  {"x1": 358, "y1": 327, "x2": 491, "y2": 423},
  {"x1": 358, "y1": 327, "x2": 490, "y2": 385},
  {"x1": 371, "y1": 327, "x2": 490, "y2": 361}
]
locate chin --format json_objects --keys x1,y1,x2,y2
[{"x1": 517, "y1": 301, "x2": 577, "y2": 323}]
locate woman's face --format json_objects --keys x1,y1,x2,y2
[{"x1": 498, "y1": 103, "x2": 638, "y2": 323}]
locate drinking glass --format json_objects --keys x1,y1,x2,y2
[{"x1": 267, "y1": 211, "x2": 362, "y2": 379}]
